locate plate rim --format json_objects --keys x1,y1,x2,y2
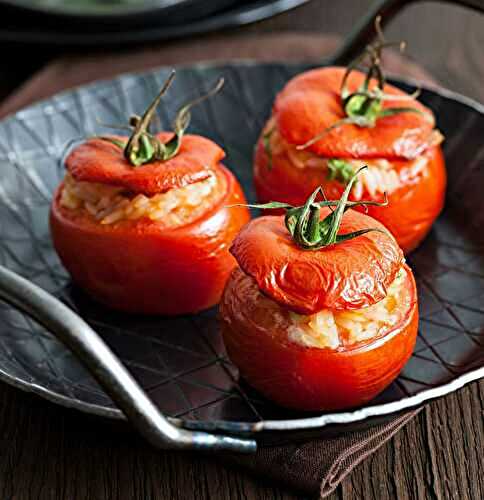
[{"x1": 1, "y1": 60, "x2": 484, "y2": 434}]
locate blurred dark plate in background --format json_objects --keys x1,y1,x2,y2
[
  {"x1": 4, "y1": 0, "x2": 239, "y2": 22},
  {"x1": 0, "y1": 0, "x2": 312, "y2": 46}
]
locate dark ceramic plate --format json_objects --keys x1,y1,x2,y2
[
  {"x1": 0, "y1": 0, "x2": 311, "y2": 46},
  {"x1": 4, "y1": 0, "x2": 237, "y2": 18},
  {"x1": 0, "y1": 61, "x2": 483, "y2": 439}
]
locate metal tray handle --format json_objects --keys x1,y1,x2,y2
[
  {"x1": 0, "y1": 0, "x2": 483, "y2": 453},
  {"x1": 0, "y1": 265, "x2": 256, "y2": 453}
]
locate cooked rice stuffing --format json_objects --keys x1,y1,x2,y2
[
  {"x1": 59, "y1": 172, "x2": 223, "y2": 227},
  {"x1": 264, "y1": 118, "x2": 441, "y2": 199},
  {"x1": 287, "y1": 269, "x2": 408, "y2": 349}
]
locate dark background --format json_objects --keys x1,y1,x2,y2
[
  {"x1": 0, "y1": 1, "x2": 483, "y2": 499},
  {"x1": 3, "y1": 0, "x2": 484, "y2": 103}
]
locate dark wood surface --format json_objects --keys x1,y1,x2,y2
[{"x1": 0, "y1": 1, "x2": 483, "y2": 499}]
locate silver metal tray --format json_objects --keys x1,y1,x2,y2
[
  {"x1": 0, "y1": 0, "x2": 483, "y2": 451},
  {"x1": 0, "y1": 61, "x2": 483, "y2": 443}
]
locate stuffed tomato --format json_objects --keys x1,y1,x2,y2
[
  {"x1": 254, "y1": 29, "x2": 446, "y2": 254},
  {"x1": 50, "y1": 73, "x2": 250, "y2": 315},
  {"x1": 220, "y1": 172, "x2": 418, "y2": 411}
]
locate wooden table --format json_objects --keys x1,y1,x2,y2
[{"x1": 0, "y1": 1, "x2": 483, "y2": 498}]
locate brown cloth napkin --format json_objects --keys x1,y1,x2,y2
[
  {"x1": 0, "y1": 33, "x2": 432, "y2": 497},
  {"x1": 230, "y1": 410, "x2": 421, "y2": 497}
]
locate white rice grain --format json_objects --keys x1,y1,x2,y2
[
  {"x1": 287, "y1": 269, "x2": 406, "y2": 348},
  {"x1": 264, "y1": 122, "x2": 430, "y2": 199},
  {"x1": 59, "y1": 172, "x2": 219, "y2": 227}
]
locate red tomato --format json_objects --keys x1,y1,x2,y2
[
  {"x1": 51, "y1": 133, "x2": 250, "y2": 315},
  {"x1": 254, "y1": 141, "x2": 446, "y2": 254},
  {"x1": 254, "y1": 67, "x2": 447, "y2": 253},
  {"x1": 274, "y1": 67, "x2": 435, "y2": 159},
  {"x1": 230, "y1": 210, "x2": 404, "y2": 315},
  {"x1": 221, "y1": 266, "x2": 418, "y2": 411},
  {"x1": 221, "y1": 209, "x2": 417, "y2": 411},
  {"x1": 66, "y1": 133, "x2": 224, "y2": 195}
]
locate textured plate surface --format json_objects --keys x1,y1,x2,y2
[{"x1": 0, "y1": 62, "x2": 483, "y2": 435}]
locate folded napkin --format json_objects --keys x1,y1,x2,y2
[
  {"x1": 0, "y1": 33, "x2": 431, "y2": 497},
  {"x1": 229, "y1": 409, "x2": 420, "y2": 497}
]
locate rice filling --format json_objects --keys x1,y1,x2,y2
[
  {"x1": 287, "y1": 269, "x2": 407, "y2": 349},
  {"x1": 264, "y1": 118, "x2": 441, "y2": 199},
  {"x1": 59, "y1": 172, "x2": 221, "y2": 227}
]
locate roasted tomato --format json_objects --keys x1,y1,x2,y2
[
  {"x1": 254, "y1": 58, "x2": 446, "y2": 253},
  {"x1": 220, "y1": 181, "x2": 418, "y2": 411},
  {"x1": 51, "y1": 136, "x2": 249, "y2": 315},
  {"x1": 50, "y1": 75, "x2": 250, "y2": 314}
]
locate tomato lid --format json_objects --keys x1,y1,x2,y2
[
  {"x1": 65, "y1": 133, "x2": 225, "y2": 196},
  {"x1": 230, "y1": 208, "x2": 404, "y2": 314},
  {"x1": 274, "y1": 67, "x2": 436, "y2": 160}
]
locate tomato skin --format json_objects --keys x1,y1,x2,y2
[
  {"x1": 220, "y1": 266, "x2": 418, "y2": 411},
  {"x1": 50, "y1": 165, "x2": 250, "y2": 315},
  {"x1": 274, "y1": 67, "x2": 435, "y2": 159},
  {"x1": 67, "y1": 134, "x2": 224, "y2": 196},
  {"x1": 254, "y1": 137, "x2": 446, "y2": 254},
  {"x1": 230, "y1": 211, "x2": 403, "y2": 315},
  {"x1": 255, "y1": 66, "x2": 447, "y2": 254}
]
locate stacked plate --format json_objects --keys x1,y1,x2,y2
[{"x1": 0, "y1": 0, "x2": 311, "y2": 46}]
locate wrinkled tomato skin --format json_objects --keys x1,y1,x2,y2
[
  {"x1": 230, "y1": 212, "x2": 403, "y2": 315},
  {"x1": 220, "y1": 266, "x2": 418, "y2": 411},
  {"x1": 50, "y1": 165, "x2": 250, "y2": 315},
  {"x1": 254, "y1": 138, "x2": 446, "y2": 254},
  {"x1": 274, "y1": 67, "x2": 435, "y2": 159},
  {"x1": 67, "y1": 134, "x2": 224, "y2": 196}
]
